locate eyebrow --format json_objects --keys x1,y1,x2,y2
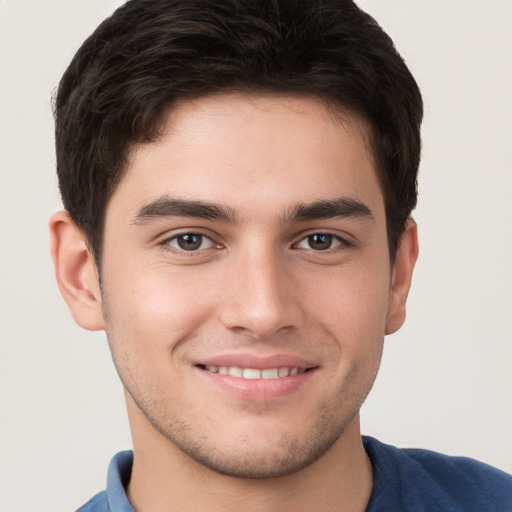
[
  {"x1": 287, "y1": 197, "x2": 374, "y2": 222},
  {"x1": 132, "y1": 197, "x2": 236, "y2": 225},
  {"x1": 132, "y1": 195, "x2": 373, "y2": 226}
]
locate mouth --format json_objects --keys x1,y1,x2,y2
[
  {"x1": 193, "y1": 354, "x2": 319, "y2": 400},
  {"x1": 196, "y1": 364, "x2": 312, "y2": 379}
]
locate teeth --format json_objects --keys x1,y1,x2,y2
[
  {"x1": 203, "y1": 365, "x2": 303, "y2": 379},
  {"x1": 278, "y1": 367, "x2": 289, "y2": 377},
  {"x1": 243, "y1": 368, "x2": 261, "y2": 379},
  {"x1": 227, "y1": 366, "x2": 243, "y2": 377},
  {"x1": 261, "y1": 368, "x2": 279, "y2": 379}
]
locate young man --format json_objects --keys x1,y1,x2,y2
[{"x1": 49, "y1": 1, "x2": 512, "y2": 510}]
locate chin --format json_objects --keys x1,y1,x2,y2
[{"x1": 175, "y1": 430, "x2": 344, "y2": 479}]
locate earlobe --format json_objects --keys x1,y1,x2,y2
[
  {"x1": 49, "y1": 210, "x2": 105, "y2": 331},
  {"x1": 385, "y1": 219, "x2": 419, "y2": 335}
]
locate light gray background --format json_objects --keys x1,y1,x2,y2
[{"x1": 0, "y1": 1, "x2": 511, "y2": 511}]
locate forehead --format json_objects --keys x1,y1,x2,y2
[{"x1": 109, "y1": 93, "x2": 383, "y2": 222}]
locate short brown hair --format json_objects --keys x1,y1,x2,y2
[{"x1": 54, "y1": 0, "x2": 423, "y2": 264}]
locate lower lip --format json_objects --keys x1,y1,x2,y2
[{"x1": 196, "y1": 367, "x2": 316, "y2": 401}]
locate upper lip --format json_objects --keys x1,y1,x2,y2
[{"x1": 195, "y1": 353, "x2": 318, "y2": 370}]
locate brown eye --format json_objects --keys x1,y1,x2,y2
[
  {"x1": 296, "y1": 233, "x2": 348, "y2": 252},
  {"x1": 306, "y1": 234, "x2": 333, "y2": 250},
  {"x1": 167, "y1": 233, "x2": 214, "y2": 251}
]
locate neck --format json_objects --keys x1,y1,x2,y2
[{"x1": 125, "y1": 400, "x2": 373, "y2": 512}]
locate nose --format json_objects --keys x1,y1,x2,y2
[{"x1": 218, "y1": 246, "x2": 305, "y2": 339}]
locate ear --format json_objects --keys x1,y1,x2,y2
[
  {"x1": 385, "y1": 218, "x2": 419, "y2": 335},
  {"x1": 49, "y1": 210, "x2": 105, "y2": 331}
]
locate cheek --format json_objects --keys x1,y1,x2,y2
[
  {"x1": 101, "y1": 261, "x2": 217, "y2": 358},
  {"x1": 301, "y1": 258, "x2": 390, "y2": 388},
  {"x1": 306, "y1": 261, "x2": 391, "y2": 338},
  {"x1": 100, "y1": 269, "x2": 206, "y2": 407}
]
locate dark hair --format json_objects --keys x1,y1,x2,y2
[{"x1": 54, "y1": 0, "x2": 423, "y2": 264}]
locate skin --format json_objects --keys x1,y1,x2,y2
[{"x1": 50, "y1": 93, "x2": 418, "y2": 512}]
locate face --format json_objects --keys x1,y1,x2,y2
[{"x1": 99, "y1": 94, "x2": 398, "y2": 478}]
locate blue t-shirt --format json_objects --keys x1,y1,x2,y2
[{"x1": 76, "y1": 437, "x2": 512, "y2": 511}]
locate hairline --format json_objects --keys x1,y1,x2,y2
[{"x1": 88, "y1": 90, "x2": 396, "y2": 270}]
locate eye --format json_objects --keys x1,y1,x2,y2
[
  {"x1": 296, "y1": 233, "x2": 345, "y2": 251},
  {"x1": 165, "y1": 233, "x2": 216, "y2": 251}
]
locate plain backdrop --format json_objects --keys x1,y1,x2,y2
[{"x1": 0, "y1": 1, "x2": 511, "y2": 511}]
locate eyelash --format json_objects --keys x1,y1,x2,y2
[
  {"x1": 159, "y1": 231, "x2": 353, "y2": 255},
  {"x1": 293, "y1": 233, "x2": 353, "y2": 252},
  {"x1": 160, "y1": 232, "x2": 222, "y2": 255}
]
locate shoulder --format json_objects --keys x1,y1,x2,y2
[
  {"x1": 75, "y1": 491, "x2": 109, "y2": 512},
  {"x1": 364, "y1": 436, "x2": 512, "y2": 512}
]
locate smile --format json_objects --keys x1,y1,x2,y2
[
  {"x1": 195, "y1": 359, "x2": 317, "y2": 401},
  {"x1": 200, "y1": 365, "x2": 306, "y2": 379}
]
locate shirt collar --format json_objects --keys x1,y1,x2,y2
[{"x1": 106, "y1": 451, "x2": 135, "y2": 511}]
